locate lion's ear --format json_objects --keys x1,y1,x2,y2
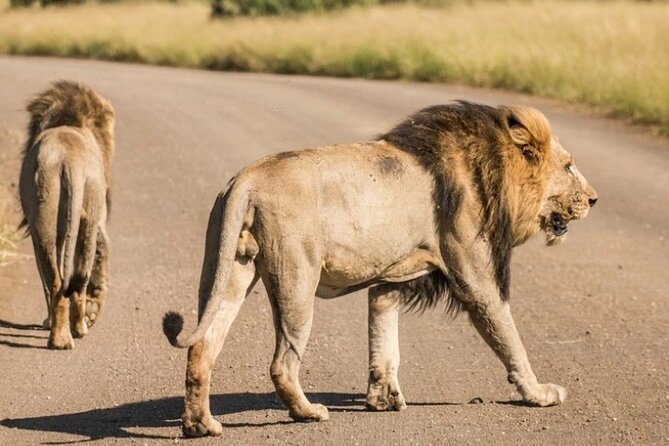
[
  {"x1": 507, "y1": 112, "x2": 531, "y2": 145},
  {"x1": 502, "y1": 106, "x2": 551, "y2": 162}
]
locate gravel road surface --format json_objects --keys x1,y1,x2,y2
[{"x1": 0, "y1": 56, "x2": 667, "y2": 445}]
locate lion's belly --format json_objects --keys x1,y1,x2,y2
[
  {"x1": 316, "y1": 207, "x2": 441, "y2": 297},
  {"x1": 316, "y1": 248, "x2": 438, "y2": 298}
]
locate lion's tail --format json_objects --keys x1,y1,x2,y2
[
  {"x1": 62, "y1": 162, "x2": 103, "y2": 297},
  {"x1": 60, "y1": 164, "x2": 85, "y2": 294},
  {"x1": 163, "y1": 179, "x2": 250, "y2": 349}
]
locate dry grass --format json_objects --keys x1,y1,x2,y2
[
  {"x1": 0, "y1": 1, "x2": 667, "y2": 133},
  {"x1": 0, "y1": 137, "x2": 22, "y2": 266}
]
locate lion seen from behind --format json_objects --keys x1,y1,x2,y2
[{"x1": 19, "y1": 80, "x2": 115, "y2": 350}]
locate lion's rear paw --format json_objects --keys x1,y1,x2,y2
[
  {"x1": 85, "y1": 300, "x2": 100, "y2": 328},
  {"x1": 182, "y1": 416, "x2": 223, "y2": 437},
  {"x1": 48, "y1": 332, "x2": 74, "y2": 350},
  {"x1": 290, "y1": 403, "x2": 329, "y2": 422},
  {"x1": 71, "y1": 321, "x2": 88, "y2": 339},
  {"x1": 524, "y1": 383, "x2": 567, "y2": 407},
  {"x1": 366, "y1": 389, "x2": 406, "y2": 411},
  {"x1": 366, "y1": 376, "x2": 407, "y2": 412}
]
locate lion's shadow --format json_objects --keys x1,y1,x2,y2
[
  {"x1": 0, "y1": 318, "x2": 49, "y2": 349},
  {"x1": 0, "y1": 391, "x2": 367, "y2": 443}
]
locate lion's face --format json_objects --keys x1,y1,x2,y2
[{"x1": 539, "y1": 138, "x2": 598, "y2": 245}]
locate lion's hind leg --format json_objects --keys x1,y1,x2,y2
[
  {"x1": 67, "y1": 200, "x2": 102, "y2": 339},
  {"x1": 67, "y1": 234, "x2": 95, "y2": 339},
  {"x1": 30, "y1": 235, "x2": 53, "y2": 329},
  {"x1": 85, "y1": 224, "x2": 110, "y2": 328},
  {"x1": 32, "y1": 237, "x2": 71, "y2": 349},
  {"x1": 182, "y1": 257, "x2": 258, "y2": 437},
  {"x1": 262, "y1": 257, "x2": 328, "y2": 423},
  {"x1": 366, "y1": 287, "x2": 407, "y2": 412},
  {"x1": 30, "y1": 175, "x2": 72, "y2": 349}
]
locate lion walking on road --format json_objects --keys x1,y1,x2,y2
[
  {"x1": 19, "y1": 81, "x2": 115, "y2": 350},
  {"x1": 164, "y1": 101, "x2": 597, "y2": 436}
]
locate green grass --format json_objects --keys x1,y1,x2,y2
[{"x1": 0, "y1": 0, "x2": 668, "y2": 134}]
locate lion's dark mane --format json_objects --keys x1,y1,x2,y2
[{"x1": 378, "y1": 101, "x2": 514, "y2": 313}]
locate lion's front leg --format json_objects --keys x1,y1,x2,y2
[
  {"x1": 366, "y1": 287, "x2": 406, "y2": 412},
  {"x1": 468, "y1": 300, "x2": 566, "y2": 407}
]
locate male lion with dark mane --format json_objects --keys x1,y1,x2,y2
[
  {"x1": 19, "y1": 81, "x2": 115, "y2": 350},
  {"x1": 163, "y1": 101, "x2": 597, "y2": 437}
]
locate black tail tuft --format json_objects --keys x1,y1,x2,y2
[{"x1": 162, "y1": 311, "x2": 184, "y2": 347}]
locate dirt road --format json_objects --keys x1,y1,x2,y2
[{"x1": 0, "y1": 56, "x2": 667, "y2": 445}]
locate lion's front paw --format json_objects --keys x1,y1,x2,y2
[
  {"x1": 523, "y1": 383, "x2": 567, "y2": 407},
  {"x1": 289, "y1": 403, "x2": 329, "y2": 422},
  {"x1": 182, "y1": 415, "x2": 223, "y2": 437}
]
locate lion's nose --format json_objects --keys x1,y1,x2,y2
[{"x1": 588, "y1": 197, "x2": 598, "y2": 207}]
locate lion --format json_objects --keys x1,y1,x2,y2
[
  {"x1": 163, "y1": 101, "x2": 598, "y2": 436},
  {"x1": 19, "y1": 80, "x2": 115, "y2": 350}
]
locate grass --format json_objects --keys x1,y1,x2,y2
[
  {"x1": 0, "y1": 0, "x2": 667, "y2": 135},
  {"x1": 0, "y1": 126, "x2": 23, "y2": 265},
  {"x1": 0, "y1": 224, "x2": 21, "y2": 266}
]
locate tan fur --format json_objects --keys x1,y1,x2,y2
[
  {"x1": 163, "y1": 102, "x2": 597, "y2": 436},
  {"x1": 19, "y1": 81, "x2": 115, "y2": 350}
]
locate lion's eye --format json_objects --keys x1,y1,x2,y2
[{"x1": 565, "y1": 163, "x2": 574, "y2": 173}]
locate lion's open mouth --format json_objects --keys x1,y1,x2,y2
[{"x1": 550, "y1": 212, "x2": 568, "y2": 236}]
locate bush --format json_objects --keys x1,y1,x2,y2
[
  {"x1": 40, "y1": 0, "x2": 86, "y2": 5},
  {"x1": 211, "y1": 0, "x2": 376, "y2": 17},
  {"x1": 9, "y1": 0, "x2": 37, "y2": 7}
]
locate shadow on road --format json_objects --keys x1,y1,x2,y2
[
  {"x1": 0, "y1": 318, "x2": 49, "y2": 349},
  {"x1": 0, "y1": 318, "x2": 44, "y2": 331},
  {"x1": 0, "y1": 391, "x2": 366, "y2": 443}
]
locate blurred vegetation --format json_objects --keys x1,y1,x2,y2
[
  {"x1": 210, "y1": 0, "x2": 376, "y2": 18},
  {"x1": 10, "y1": 0, "x2": 83, "y2": 7},
  {"x1": 0, "y1": 0, "x2": 667, "y2": 135}
]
